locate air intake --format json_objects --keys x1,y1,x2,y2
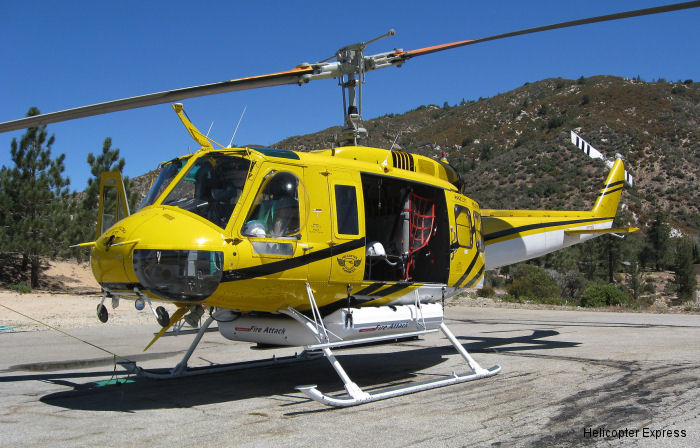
[{"x1": 391, "y1": 151, "x2": 415, "y2": 171}]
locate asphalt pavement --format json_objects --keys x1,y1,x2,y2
[{"x1": 1, "y1": 306, "x2": 698, "y2": 447}]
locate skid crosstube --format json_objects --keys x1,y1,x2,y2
[{"x1": 293, "y1": 322, "x2": 501, "y2": 407}]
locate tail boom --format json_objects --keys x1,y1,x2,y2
[{"x1": 481, "y1": 159, "x2": 627, "y2": 269}]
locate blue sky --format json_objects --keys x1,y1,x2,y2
[{"x1": 1, "y1": 0, "x2": 698, "y2": 191}]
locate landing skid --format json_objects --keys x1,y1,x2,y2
[
  {"x1": 120, "y1": 286, "x2": 500, "y2": 407},
  {"x1": 294, "y1": 322, "x2": 501, "y2": 407},
  {"x1": 118, "y1": 315, "x2": 322, "y2": 379},
  {"x1": 281, "y1": 284, "x2": 501, "y2": 407}
]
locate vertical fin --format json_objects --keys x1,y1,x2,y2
[{"x1": 591, "y1": 158, "x2": 625, "y2": 218}]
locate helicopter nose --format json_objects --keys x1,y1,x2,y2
[{"x1": 91, "y1": 208, "x2": 226, "y2": 302}]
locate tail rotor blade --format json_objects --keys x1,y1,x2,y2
[{"x1": 570, "y1": 131, "x2": 634, "y2": 187}]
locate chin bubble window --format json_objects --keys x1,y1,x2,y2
[{"x1": 133, "y1": 249, "x2": 223, "y2": 301}]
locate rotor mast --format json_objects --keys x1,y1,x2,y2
[{"x1": 327, "y1": 29, "x2": 396, "y2": 146}]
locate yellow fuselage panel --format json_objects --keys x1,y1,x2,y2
[{"x1": 90, "y1": 146, "x2": 484, "y2": 312}]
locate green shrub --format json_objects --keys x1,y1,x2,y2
[
  {"x1": 500, "y1": 294, "x2": 568, "y2": 306},
  {"x1": 506, "y1": 264, "x2": 561, "y2": 299},
  {"x1": 547, "y1": 117, "x2": 565, "y2": 129},
  {"x1": 486, "y1": 271, "x2": 505, "y2": 288},
  {"x1": 8, "y1": 283, "x2": 32, "y2": 294},
  {"x1": 580, "y1": 283, "x2": 631, "y2": 307},
  {"x1": 501, "y1": 294, "x2": 521, "y2": 303},
  {"x1": 477, "y1": 285, "x2": 495, "y2": 297}
]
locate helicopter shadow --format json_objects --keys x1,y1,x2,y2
[
  {"x1": 460, "y1": 329, "x2": 580, "y2": 353},
  {"x1": 38, "y1": 329, "x2": 576, "y2": 412}
]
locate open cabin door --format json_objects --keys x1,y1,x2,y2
[{"x1": 97, "y1": 171, "x2": 130, "y2": 237}]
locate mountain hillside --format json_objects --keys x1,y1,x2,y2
[
  {"x1": 131, "y1": 76, "x2": 698, "y2": 234},
  {"x1": 274, "y1": 76, "x2": 699, "y2": 233}
]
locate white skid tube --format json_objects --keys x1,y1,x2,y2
[
  {"x1": 280, "y1": 284, "x2": 501, "y2": 407},
  {"x1": 294, "y1": 320, "x2": 501, "y2": 407},
  {"x1": 296, "y1": 322, "x2": 501, "y2": 407}
]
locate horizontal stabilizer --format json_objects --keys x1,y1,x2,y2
[{"x1": 565, "y1": 227, "x2": 639, "y2": 235}]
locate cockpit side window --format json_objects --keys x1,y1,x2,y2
[
  {"x1": 160, "y1": 154, "x2": 250, "y2": 228},
  {"x1": 242, "y1": 171, "x2": 300, "y2": 239}
]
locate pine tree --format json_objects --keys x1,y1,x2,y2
[
  {"x1": 627, "y1": 259, "x2": 643, "y2": 304},
  {"x1": 68, "y1": 137, "x2": 138, "y2": 254},
  {"x1": 646, "y1": 211, "x2": 672, "y2": 271},
  {"x1": 673, "y1": 237, "x2": 697, "y2": 302},
  {"x1": 0, "y1": 108, "x2": 70, "y2": 287}
]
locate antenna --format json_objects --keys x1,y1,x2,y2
[
  {"x1": 206, "y1": 121, "x2": 214, "y2": 138},
  {"x1": 229, "y1": 105, "x2": 247, "y2": 147},
  {"x1": 389, "y1": 131, "x2": 402, "y2": 151}
]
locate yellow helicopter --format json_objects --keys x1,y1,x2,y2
[{"x1": 1, "y1": 1, "x2": 696, "y2": 407}]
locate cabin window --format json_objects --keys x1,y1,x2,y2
[
  {"x1": 454, "y1": 205, "x2": 473, "y2": 248},
  {"x1": 334, "y1": 185, "x2": 359, "y2": 235},
  {"x1": 242, "y1": 171, "x2": 300, "y2": 239},
  {"x1": 474, "y1": 211, "x2": 484, "y2": 252},
  {"x1": 251, "y1": 241, "x2": 294, "y2": 256},
  {"x1": 160, "y1": 154, "x2": 250, "y2": 228}
]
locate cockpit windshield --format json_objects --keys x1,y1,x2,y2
[
  {"x1": 161, "y1": 154, "x2": 251, "y2": 228},
  {"x1": 138, "y1": 158, "x2": 189, "y2": 211}
]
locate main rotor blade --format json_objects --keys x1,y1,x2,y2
[
  {"x1": 0, "y1": 66, "x2": 313, "y2": 133},
  {"x1": 394, "y1": 1, "x2": 700, "y2": 60}
]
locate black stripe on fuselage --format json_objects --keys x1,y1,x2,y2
[
  {"x1": 373, "y1": 282, "x2": 413, "y2": 298},
  {"x1": 316, "y1": 281, "x2": 414, "y2": 316},
  {"x1": 602, "y1": 180, "x2": 625, "y2": 190},
  {"x1": 353, "y1": 282, "x2": 386, "y2": 296},
  {"x1": 464, "y1": 266, "x2": 485, "y2": 288},
  {"x1": 598, "y1": 186, "x2": 623, "y2": 197},
  {"x1": 453, "y1": 250, "x2": 479, "y2": 288},
  {"x1": 221, "y1": 237, "x2": 366, "y2": 282},
  {"x1": 484, "y1": 216, "x2": 614, "y2": 242}
]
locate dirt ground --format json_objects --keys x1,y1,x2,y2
[{"x1": 0, "y1": 261, "x2": 177, "y2": 331}]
